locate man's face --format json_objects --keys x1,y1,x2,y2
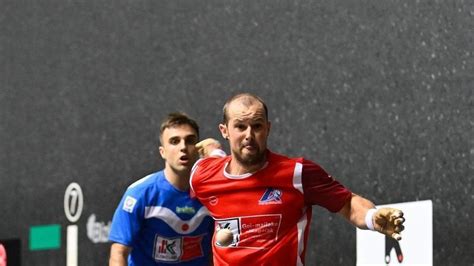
[
  {"x1": 159, "y1": 124, "x2": 199, "y2": 176},
  {"x1": 219, "y1": 100, "x2": 270, "y2": 167}
]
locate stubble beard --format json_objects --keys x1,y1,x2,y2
[{"x1": 233, "y1": 146, "x2": 266, "y2": 168}]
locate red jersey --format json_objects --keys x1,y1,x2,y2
[{"x1": 190, "y1": 150, "x2": 352, "y2": 266}]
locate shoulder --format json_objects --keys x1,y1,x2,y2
[
  {"x1": 116, "y1": 171, "x2": 163, "y2": 213},
  {"x1": 300, "y1": 158, "x2": 326, "y2": 173},
  {"x1": 190, "y1": 156, "x2": 229, "y2": 191},
  {"x1": 269, "y1": 151, "x2": 320, "y2": 165},
  {"x1": 266, "y1": 150, "x2": 304, "y2": 166},
  {"x1": 192, "y1": 156, "x2": 228, "y2": 176},
  {"x1": 199, "y1": 156, "x2": 229, "y2": 167},
  {"x1": 125, "y1": 171, "x2": 163, "y2": 197},
  {"x1": 267, "y1": 151, "x2": 328, "y2": 178}
]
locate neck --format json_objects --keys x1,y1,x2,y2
[{"x1": 164, "y1": 167, "x2": 190, "y2": 191}]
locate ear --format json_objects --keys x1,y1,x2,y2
[
  {"x1": 219, "y1": 123, "x2": 228, "y2": 140},
  {"x1": 159, "y1": 145, "x2": 166, "y2": 160}
]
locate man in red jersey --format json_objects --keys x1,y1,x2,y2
[{"x1": 191, "y1": 93, "x2": 405, "y2": 265}]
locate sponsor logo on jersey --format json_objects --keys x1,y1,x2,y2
[
  {"x1": 176, "y1": 206, "x2": 196, "y2": 214},
  {"x1": 259, "y1": 188, "x2": 282, "y2": 205},
  {"x1": 216, "y1": 214, "x2": 281, "y2": 249},
  {"x1": 155, "y1": 236, "x2": 181, "y2": 261},
  {"x1": 208, "y1": 196, "x2": 218, "y2": 206},
  {"x1": 154, "y1": 235, "x2": 204, "y2": 262},
  {"x1": 122, "y1": 196, "x2": 137, "y2": 213}
]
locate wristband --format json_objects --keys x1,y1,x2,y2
[
  {"x1": 210, "y1": 149, "x2": 227, "y2": 158},
  {"x1": 365, "y1": 208, "x2": 377, "y2": 231}
]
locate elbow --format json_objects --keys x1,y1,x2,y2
[{"x1": 339, "y1": 193, "x2": 375, "y2": 229}]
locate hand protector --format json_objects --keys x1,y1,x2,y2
[
  {"x1": 195, "y1": 138, "x2": 222, "y2": 158},
  {"x1": 373, "y1": 208, "x2": 405, "y2": 240}
]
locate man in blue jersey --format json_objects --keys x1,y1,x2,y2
[{"x1": 109, "y1": 112, "x2": 215, "y2": 266}]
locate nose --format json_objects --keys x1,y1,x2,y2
[
  {"x1": 244, "y1": 126, "x2": 254, "y2": 140},
  {"x1": 179, "y1": 139, "x2": 187, "y2": 151}
]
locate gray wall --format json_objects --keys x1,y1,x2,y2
[{"x1": 1, "y1": 1, "x2": 472, "y2": 265}]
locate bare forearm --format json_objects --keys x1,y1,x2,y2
[
  {"x1": 109, "y1": 243, "x2": 130, "y2": 266},
  {"x1": 338, "y1": 193, "x2": 375, "y2": 229},
  {"x1": 109, "y1": 256, "x2": 127, "y2": 266}
]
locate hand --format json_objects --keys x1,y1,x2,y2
[
  {"x1": 195, "y1": 138, "x2": 222, "y2": 158},
  {"x1": 373, "y1": 208, "x2": 405, "y2": 240}
]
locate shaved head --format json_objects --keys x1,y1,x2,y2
[{"x1": 222, "y1": 93, "x2": 268, "y2": 124}]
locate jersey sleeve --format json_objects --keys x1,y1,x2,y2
[
  {"x1": 189, "y1": 149, "x2": 227, "y2": 198},
  {"x1": 189, "y1": 158, "x2": 205, "y2": 199},
  {"x1": 108, "y1": 188, "x2": 145, "y2": 246},
  {"x1": 302, "y1": 159, "x2": 352, "y2": 212},
  {"x1": 189, "y1": 156, "x2": 221, "y2": 200}
]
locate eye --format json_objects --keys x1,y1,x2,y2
[
  {"x1": 169, "y1": 138, "x2": 180, "y2": 145},
  {"x1": 235, "y1": 124, "x2": 247, "y2": 131},
  {"x1": 185, "y1": 136, "x2": 198, "y2": 145},
  {"x1": 252, "y1": 123, "x2": 263, "y2": 130}
]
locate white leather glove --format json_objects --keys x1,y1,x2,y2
[
  {"x1": 195, "y1": 138, "x2": 222, "y2": 158},
  {"x1": 371, "y1": 208, "x2": 405, "y2": 240}
]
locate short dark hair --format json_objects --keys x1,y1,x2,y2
[
  {"x1": 160, "y1": 112, "x2": 199, "y2": 143},
  {"x1": 222, "y1": 93, "x2": 268, "y2": 124}
]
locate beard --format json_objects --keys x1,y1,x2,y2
[{"x1": 232, "y1": 144, "x2": 267, "y2": 167}]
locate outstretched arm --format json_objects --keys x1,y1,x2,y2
[{"x1": 338, "y1": 193, "x2": 405, "y2": 240}]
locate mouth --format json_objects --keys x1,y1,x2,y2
[
  {"x1": 179, "y1": 155, "x2": 190, "y2": 164},
  {"x1": 242, "y1": 143, "x2": 258, "y2": 152}
]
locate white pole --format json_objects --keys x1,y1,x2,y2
[{"x1": 67, "y1": 225, "x2": 78, "y2": 266}]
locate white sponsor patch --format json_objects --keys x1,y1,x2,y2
[
  {"x1": 122, "y1": 196, "x2": 137, "y2": 213},
  {"x1": 154, "y1": 236, "x2": 183, "y2": 262},
  {"x1": 215, "y1": 214, "x2": 282, "y2": 249}
]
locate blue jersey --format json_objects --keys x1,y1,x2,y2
[{"x1": 109, "y1": 171, "x2": 214, "y2": 265}]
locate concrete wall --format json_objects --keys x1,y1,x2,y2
[{"x1": 1, "y1": 1, "x2": 472, "y2": 265}]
